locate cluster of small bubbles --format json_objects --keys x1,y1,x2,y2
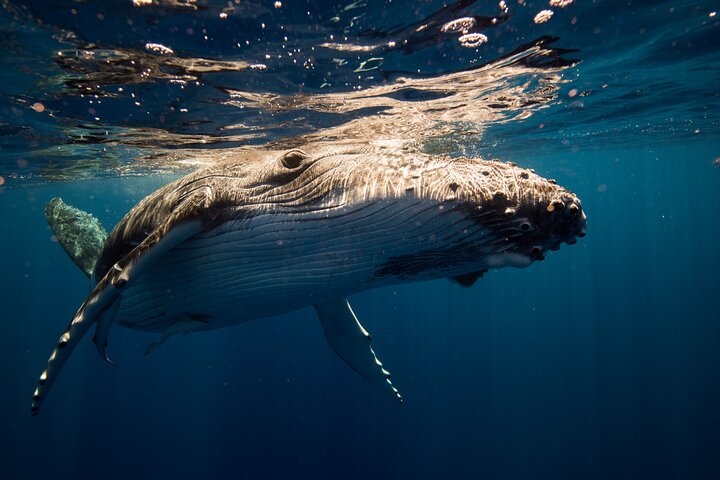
[
  {"x1": 458, "y1": 33, "x2": 488, "y2": 48},
  {"x1": 534, "y1": 10, "x2": 554, "y2": 24},
  {"x1": 549, "y1": 0, "x2": 574, "y2": 7},
  {"x1": 440, "y1": 17, "x2": 477, "y2": 34},
  {"x1": 441, "y1": 16, "x2": 489, "y2": 48},
  {"x1": 145, "y1": 43, "x2": 174, "y2": 55},
  {"x1": 499, "y1": 1, "x2": 508, "y2": 13}
]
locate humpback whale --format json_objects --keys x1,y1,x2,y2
[{"x1": 32, "y1": 143, "x2": 586, "y2": 415}]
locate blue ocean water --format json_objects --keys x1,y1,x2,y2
[{"x1": 1, "y1": 1, "x2": 719, "y2": 479}]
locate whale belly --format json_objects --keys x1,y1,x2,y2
[{"x1": 114, "y1": 198, "x2": 487, "y2": 332}]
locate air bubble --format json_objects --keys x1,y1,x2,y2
[{"x1": 458, "y1": 33, "x2": 488, "y2": 48}]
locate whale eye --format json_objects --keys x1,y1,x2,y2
[
  {"x1": 280, "y1": 150, "x2": 308, "y2": 169},
  {"x1": 266, "y1": 150, "x2": 313, "y2": 186}
]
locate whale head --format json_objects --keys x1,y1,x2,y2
[
  {"x1": 198, "y1": 144, "x2": 588, "y2": 281},
  {"x1": 96, "y1": 143, "x2": 586, "y2": 284}
]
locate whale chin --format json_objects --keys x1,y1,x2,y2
[{"x1": 485, "y1": 252, "x2": 533, "y2": 269}]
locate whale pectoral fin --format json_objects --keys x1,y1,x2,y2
[
  {"x1": 449, "y1": 269, "x2": 488, "y2": 288},
  {"x1": 314, "y1": 298, "x2": 402, "y2": 403},
  {"x1": 92, "y1": 295, "x2": 122, "y2": 365},
  {"x1": 31, "y1": 218, "x2": 205, "y2": 416},
  {"x1": 144, "y1": 340, "x2": 165, "y2": 357},
  {"x1": 144, "y1": 315, "x2": 208, "y2": 356}
]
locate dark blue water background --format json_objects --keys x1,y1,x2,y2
[{"x1": 1, "y1": 1, "x2": 719, "y2": 479}]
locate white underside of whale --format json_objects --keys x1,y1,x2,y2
[{"x1": 116, "y1": 197, "x2": 510, "y2": 332}]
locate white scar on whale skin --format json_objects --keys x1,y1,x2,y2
[{"x1": 33, "y1": 146, "x2": 586, "y2": 415}]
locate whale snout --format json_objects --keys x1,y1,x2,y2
[
  {"x1": 456, "y1": 160, "x2": 587, "y2": 264},
  {"x1": 418, "y1": 158, "x2": 588, "y2": 269},
  {"x1": 519, "y1": 188, "x2": 587, "y2": 261}
]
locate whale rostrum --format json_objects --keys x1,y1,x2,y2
[{"x1": 33, "y1": 144, "x2": 587, "y2": 415}]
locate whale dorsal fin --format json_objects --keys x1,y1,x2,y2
[
  {"x1": 45, "y1": 197, "x2": 108, "y2": 278},
  {"x1": 314, "y1": 298, "x2": 402, "y2": 403}
]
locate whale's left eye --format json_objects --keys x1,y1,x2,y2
[
  {"x1": 263, "y1": 149, "x2": 313, "y2": 186},
  {"x1": 280, "y1": 150, "x2": 308, "y2": 169}
]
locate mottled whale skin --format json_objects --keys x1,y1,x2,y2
[{"x1": 32, "y1": 143, "x2": 586, "y2": 415}]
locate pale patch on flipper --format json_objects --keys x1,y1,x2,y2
[
  {"x1": 31, "y1": 218, "x2": 205, "y2": 416},
  {"x1": 314, "y1": 298, "x2": 402, "y2": 403},
  {"x1": 144, "y1": 315, "x2": 209, "y2": 356}
]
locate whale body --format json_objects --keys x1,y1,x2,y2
[{"x1": 32, "y1": 144, "x2": 586, "y2": 415}]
